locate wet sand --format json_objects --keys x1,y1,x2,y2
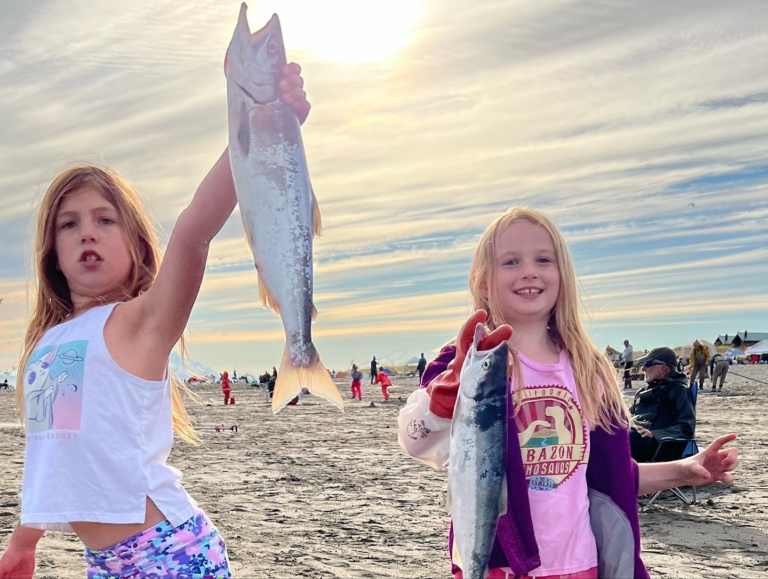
[{"x1": 1, "y1": 367, "x2": 767, "y2": 578}]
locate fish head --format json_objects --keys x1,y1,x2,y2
[
  {"x1": 225, "y1": 3, "x2": 287, "y2": 105},
  {"x1": 459, "y1": 323, "x2": 509, "y2": 402}
]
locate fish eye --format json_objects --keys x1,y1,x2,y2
[
  {"x1": 268, "y1": 41, "x2": 278, "y2": 55},
  {"x1": 482, "y1": 359, "x2": 491, "y2": 370}
]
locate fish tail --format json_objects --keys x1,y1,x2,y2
[{"x1": 272, "y1": 343, "x2": 343, "y2": 413}]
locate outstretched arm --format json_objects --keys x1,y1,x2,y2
[{"x1": 637, "y1": 433, "x2": 738, "y2": 496}]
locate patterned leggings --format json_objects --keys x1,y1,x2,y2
[
  {"x1": 455, "y1": 567, "x2": 598, "y2": 579},
  {"x1": 84, "y1": 509, "x2": 231, "y2": 578}
]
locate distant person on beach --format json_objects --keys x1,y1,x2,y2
[
  {"x1": 417, "y1": 353, "x2": 427, "y2": 383},
  {"x1": 0, "y1": 63, "x2": 310, "y2": 579},
  {"x1": 398, "y1": 208, "x2": 738, "y2": 579},
  {"x1": 272, "y1": 367, "x2": 277, "y2": 380},
  {"x1": 629, "y1": 347, "x2": 696, "y2": 463},
  {"x1": 221, "y1": 371, "x2": 232, "y2": 405},
  {"x1": 622, "y1": 339, "x2": 634, "y2": 389},
  {"x1": 689, "y1": 340, "x2": 711, "y2": 387},
  {"x1": 350, "y1": 364, "x2": 363, "y2": 401},
  {"x1": 709, "y1": 353, "x2": 729, "y2": 393},
  {"x1": 370, "y1": 356, "x2": 378, "y2": 384},
  {"x1": 374, "y1": 370, "x2": 391, "y2": 401}
]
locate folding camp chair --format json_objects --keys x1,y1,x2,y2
[{"x1": 646, "y1": 380, "x2": 699, "y2": 506}]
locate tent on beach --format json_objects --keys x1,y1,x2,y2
[{"x1": 744, "y1": 340, "x2": 768, "y2": 356}]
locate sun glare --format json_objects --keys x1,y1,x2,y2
[{"x1": 242, "y1": 0, "x2": 422, "y2": 64}]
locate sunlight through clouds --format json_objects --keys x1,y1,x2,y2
[{"x1": 241, "y1": 0, "x2": 423, "y2": 63}]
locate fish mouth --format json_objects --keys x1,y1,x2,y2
[{"x1": 228, "y1": 7, "x2": 283, "y2": 105}]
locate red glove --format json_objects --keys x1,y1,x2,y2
[{"x1": 426, "y1": 310, "x2": 512, "y2": 419}]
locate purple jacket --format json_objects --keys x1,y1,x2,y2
[{"x1": 422, "y1": 346, "x2": 649, "y2": 579}]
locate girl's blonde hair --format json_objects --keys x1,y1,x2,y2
[
  {"x1": 17, "y1": 165, "x2": 200, "y2": 444},
  {"x1": 469, "y1": 207, "x2": 628, "y2": 431}
]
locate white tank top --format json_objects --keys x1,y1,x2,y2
[{"x1": 20, "y1": 303, "x2": 197, "y2": 531}]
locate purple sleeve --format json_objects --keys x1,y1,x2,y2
[
  {"x1": 630, "y1": 457, "x2": 639, "y2": 497},
  {"x1": 419, "y1": 345, "x2": 457, "y2": 388}
]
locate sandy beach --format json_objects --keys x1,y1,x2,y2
[{"x1": 1, "y1": 367, "x2": 767, "y2": 578}]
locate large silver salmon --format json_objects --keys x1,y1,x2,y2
[
  {"x1": 225, "y1": 3, "x2": 342, "y2": 413},
  {"x1": 448, "y1": 323, "x2": 508, "y2": 579}
]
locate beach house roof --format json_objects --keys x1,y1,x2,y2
[{"x1": 714, "y1": 332, "x2": 768, "y2": 347}]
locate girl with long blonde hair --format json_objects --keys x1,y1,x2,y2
[
  {"x1": 0, "y1": 64, "x2": 309, "y2": 579},
  {"x1": 398, "y1": 207, "x2": 738, "y2": 579}
]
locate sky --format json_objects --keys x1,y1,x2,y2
[{"x1": 1, "y1": 0, "x2": 767, "y2": 379}]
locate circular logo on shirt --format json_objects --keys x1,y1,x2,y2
[{"x1": 514, "y1": 385, "x2": 589, "y2": 491}]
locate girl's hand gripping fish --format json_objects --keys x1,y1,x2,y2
[{"x1": 448, "y1": 323, "x2": 509, "y2": 579}]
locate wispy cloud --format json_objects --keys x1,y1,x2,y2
[{"x1": 1, "y1": 0, "x2": 767, "y2": 372}]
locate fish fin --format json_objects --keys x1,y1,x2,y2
[
  {"x1": 272, "y1": 343, "x2": 343, "y2": 413},
  {"x1": 499, "y1": 474, "x2": 508, "y2": 516},
  {"x1": 258, "y1": 279, "x2": 281, "y2": 315},
  {"x1": 241, "y1": 210, "x2": 256, "y2": 258},
  {"x1": 451, "y1": 540, "x2": 462, "y2": 571},
  {"x1": 311, "y1": 304, "x2": 318, "y2": 322},
  {"x1": 311, "y1": 186, "x2": 323, "y2": 237}
]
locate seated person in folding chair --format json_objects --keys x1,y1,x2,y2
[{"x1": 629, "y1": 347, "x2": 696, "y2": 463}]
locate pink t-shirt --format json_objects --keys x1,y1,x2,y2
[{"x1": 511, "y1": 349, "x2": 597, "y2": 577}]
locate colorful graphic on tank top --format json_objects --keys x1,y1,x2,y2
[
  {"x1": 514, "y1": 385, "x2": 589, "y2": 491},
  {"x1": 24, "y1": 341, "x2": 88, "y2": 434}
]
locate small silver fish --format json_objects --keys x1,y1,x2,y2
[
  {"x1": 225, "y1": 3, "x2": 342, "y2": 413},
  {"x1": 448, "y1": 323, "x2": 508, "y2": 579}
]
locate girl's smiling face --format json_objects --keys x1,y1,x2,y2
[
  {"x1": 54, "y1": 186, "x2": 134, "y2": 308},
  {"x1": 490, "y1": 219, "x2": 561, "y2": 327}
]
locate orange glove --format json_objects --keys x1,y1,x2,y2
[{"x1": 426, "y1": 310, "x2": 512, "y2": 419}]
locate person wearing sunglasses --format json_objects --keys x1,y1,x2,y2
[{"x1": 629, "y1": 347, "x2": 696, "y2": 463}]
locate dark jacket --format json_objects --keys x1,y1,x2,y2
[
  {"x1": 416, "y1": 356, "x2": 427, "y2": 372},
  {"x1": 423, "y1": 346, "x2": 649, "y2": 579},
  {"x1": 630, "y1": 369, "x2": 695, "y2": 441}
]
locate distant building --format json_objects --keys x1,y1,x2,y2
[{"x1": 714, "y1": 331, "x2": 768, "y2": 350}]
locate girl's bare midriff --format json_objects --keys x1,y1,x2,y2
[{"x1": 70, "y1": 497, "x2": 167, "y2": 551}]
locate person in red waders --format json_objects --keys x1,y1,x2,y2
[
  {"x1": 221, "y1": 371, "x2": 231, "y2": 405},
  {"x1": 374, "y1": 369, "x2": 391, "y2": 401},
  {"x1": 350, "y1": 364, "x2": 363, "y2": 401}
]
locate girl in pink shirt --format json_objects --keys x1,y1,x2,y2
[{"x1": 399, "y1": 208, "x2": 739, "y2": 579}]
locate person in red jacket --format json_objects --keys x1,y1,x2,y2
[
  {"x1": 350, "y1": 364, "x2": 363, "y2": 401},
  {"x1": 221, "y1": 371, "x2": 231, "y2": 405},
  {"x1": 374, "y1": 370, "x2": 392, "y2": 401}
]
